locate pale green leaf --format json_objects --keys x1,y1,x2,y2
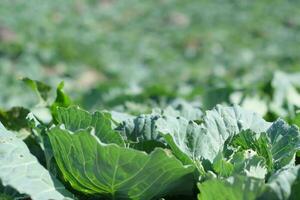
[
  {"x1": 0, "y1": 123, "x2": 72, "y2": 200},
  {"x1": 156, "y1": 105, "x2": 271, "y2": 165},
  {"x1": 232, "y1": 120, "x2": 300, "y2": 171},
  {"x1": 117, "y1": 113, "x2": 163, "y2": 142},
  {"x1": 267, "y1": 119, "x2": 300, "y2": 169},
  {"x1": 259, "y1": 165, "x2": 300, "y2": 200},
  {"x1": 271, "y1": 71, "x2": 300, "y2": 117}
]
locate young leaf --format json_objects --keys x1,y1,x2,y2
[
  {"x1": 230, "y1": 150, "x2": 267, "y2": 179},
  {"x1": 231, "y1": 130, "x2": 273, "y2": 170},
  {"x1": 22, "y1": 78, "x2": 51, "y2": 102},
  {"x1": 212, "y1": 152, "x2": 234, "y2": 177},
  {"x1": 50, "y1": 81, "x2": 73, "y2": 120}
]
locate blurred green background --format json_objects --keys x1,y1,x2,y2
[{"x1": 0, "y1": 0, "x2": 300, "y2": 118}]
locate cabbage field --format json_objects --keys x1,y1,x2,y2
[{"x1": 0, "y1": 0, "x2": 300, "y2": 199}]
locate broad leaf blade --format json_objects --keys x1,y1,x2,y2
[
  {"x1": 198, "y1": 176, "x2": 265, "y2": 200},
  {"x1": 56, "y1": 106, "x2": 125, "y2": 146},
  {"x1": 48, "y1": 127, "x2": 195, "y2": 200},
  {"x1": 0, "y1": 123, "x2": 72, "y2": 200},
  {"x1": 156, "y1": 105, "x2": 271, "y2": 165},
  {"x1": 259, "y1": 165, "x2": 300, "y2": 200},
  {"x1": 266, "y1": 119, "x2": 300, "y2": 169},
  {"x1": 232, "y1": 120, "x2": 300, "y2": 171}
]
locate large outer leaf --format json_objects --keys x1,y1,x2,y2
[
  {"x1": 56, "y1": 106, "x2": 125, "y2": 146},
  {"x1": 198, "y1": 175, "x2": 265, "y2": 200},
  {"x1": 48, "y1": 127, "x2": 195, "y2": 200},
  {"x1": 259, "y1": 165, "x2": 300, "y2": 200},
  {"x1": 0, "y1": 123, "x2": 72, "y2": 200},
  {"x1": 198, "y1": 165, "x2": 300, "y2": 200},
  {"x1": 156, "y1": 105, "x2": 271, "y2": 165}
]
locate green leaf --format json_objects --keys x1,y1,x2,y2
[
  {"x1": 231, "y1": 150, "x2": 267, "y2": 179},
  {"x1": 232, "y1": 130, "x2": 273, "y2": 170},
  {"x1": 128, "y1": 140, "x2": 167, "y2": 154},
  {"x1": 0, "y1": 107, "x2": 30, "y2": 131},
  {"x1": 198, "y1": 175, "x2": 265, "y2": 200},
  {"x1": 48, "y1": 127, "x2": 195, "y2": 200},
  {"x1": 116, "y1": 113, "x2": 170, "y2": 152},
  {"x1": 259, "y1": 165, "x2": 300, "y2": 200},
  {"x1": 117, "y1": 113, "x2": 163, "y2": 143},
  {"x1": 56, "y1": 106, "x2": 125, "y2": 146},
  {"x1": 22, "y1": 78, "x2": 51, "y2": 102},
  {"x1": 50, "y1": 82, "x2": 73, "y2": 120},
  {"x1": 116, "y1": 101, "x2": 202, "y2": 152},
  {"x1": 232, "y1": 120, "x2": 300, "y2": 171},
  {"x1": 0, "y1": 123, "x2": 72, "y2": 200},
  {"x1": 267, "y1": 120, "x2": 300, "y2": 169},
  {"x1": 117, "y1": 101, "x2": 203, "y2": 144},
  {"x1": 212, "y1": 152, "x2": 234, "y2": 177},
  {"x1": 211, "y1": 146, "x2": 268, "y2": 179},
  {"x1": 156, "y1": 105, "x2": 271, "y2": 166},
  {"x1": 156, "y1": 115, "x2": 197, "y2": 167}
]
